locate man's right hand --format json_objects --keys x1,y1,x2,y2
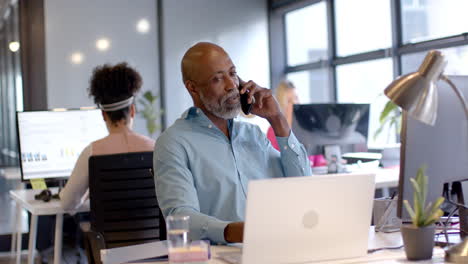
[{"x1": 224, "y1": 222, "x2": 244, "y2": 243}]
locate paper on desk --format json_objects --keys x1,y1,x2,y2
[
  {"x1": 30, "y1": 178, "x2": 47, "y2": 190},
  {"x1": 100, "y1": 240, "x2": 168, "y2": 264}
]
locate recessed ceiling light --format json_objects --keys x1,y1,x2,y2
[
  {"x1": 96, "y1": 38, "x2": 110, "y2": 51},
  {"x1": 70, "y1": 52, "x2": 84, "y2": 64},
  {"x1": 9, "y1": 42, "x2": 20, "y2": 52},
  {"x1": 137, "y1": 18, "x2": 150, "y2": 34}
]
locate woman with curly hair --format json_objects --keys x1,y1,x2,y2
[{"x1": 60, "y1": 62, "x2": 155, "y2": 212}]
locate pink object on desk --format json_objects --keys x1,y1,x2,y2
[
  {"x1": 309, "y1": 154, "x2": 327, "y2": 167},
  {"x1": 169, "y1": 250, "x2": 208, "y2": 263},
  {"x1": 169, "y1": 241, "x2": 210, "y2": 263}
]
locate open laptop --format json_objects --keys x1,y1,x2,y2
[{"x1": 238, "y1": 173, "x2": 375, "y2": 264}]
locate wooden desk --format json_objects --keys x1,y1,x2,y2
[{"x1": 9, "y1": 188, "x2": 89, "y2": 264}]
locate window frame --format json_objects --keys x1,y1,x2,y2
[{"x1": 0, "y1": 2, "x2": 21, "y2": 166}]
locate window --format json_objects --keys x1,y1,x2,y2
[
  {"x1": 285, "y1": 2, "x2": 328, "y2": 66},
  {"x1": 271, "y1": 0, "x2": 468, "y2": 149},
  {"x1": 336, "y1": 58, "x2": 394, "y2": 147},
  {"x1": 0, "y1": 3, "x2": 21, "y2": 167},
  {"x1": 402, "y1": 45, "x2": 468, "y2": 75},
  {"x1": 335, "y1": 0, "x2": 392, "y2": 56},
  {"x1": 286, "y1": 69, "x2": 331, "y2": 104},
  {"x1": 401, "y1": 0, "x2": 468, "y2": 44}
]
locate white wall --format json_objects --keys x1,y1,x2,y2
[
  {"x1": 161, "y1": 0, "x2": 270, "y2": 128},
  {"x1": 43, "y1": 0, "x2": 270, "y2": 134},
  {"x1": 44, "y1": 0, "x2": 159, "y2": 136}
]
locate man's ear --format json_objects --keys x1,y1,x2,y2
[{"x1": 185, "y1": 80, "x2": 199, "y2": 97}]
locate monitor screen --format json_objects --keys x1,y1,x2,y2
[
  {"x1": 398, "y1": 75, "x2": 468, "y2": 219},
  {"x1": 292, "y1": 103, "x2": 370, "y2": 155},
  {"x1": 17, "y1": 109, "x2": 108, "y2": 181}
]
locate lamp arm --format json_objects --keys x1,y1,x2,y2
[{"x1": 441, "y1": 75, "x2": 468, "y2": 121}]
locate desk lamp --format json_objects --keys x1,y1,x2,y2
[{"x1": 384, "y1": 50, "x2": 468, "y2": 262}]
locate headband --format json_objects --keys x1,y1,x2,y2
[{"x1": 98, "y1": 96, "x2": 134, "y2": 112}]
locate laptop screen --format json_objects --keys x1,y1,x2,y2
[{"x1": 17, "y1": 109, "x2": 107, "y2": 181}]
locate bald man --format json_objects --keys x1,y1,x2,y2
[{"x1": 154, "y1": 42, "x2": 311, "y2": 244}]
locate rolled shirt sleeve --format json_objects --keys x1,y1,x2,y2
[
  {"x1": 172, "y1": 207, "x2": 230, "y2": 244},
  {"x1": 276, "y1": 131, "x2": 312, "y2": 177}
]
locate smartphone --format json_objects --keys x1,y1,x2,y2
[{"x1": 239, "y1": 82, "x2": 253, "y2": 115}]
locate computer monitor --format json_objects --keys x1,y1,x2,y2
[
  {"x1": 16, "y1": 108, "x2": 108, "y2": 181},
  {"x1": 398, "y1": 76, "x2": 468, "y2": 223},
  {"x1": 291, "y1": 103, "x2": 370, "y2": 156}
]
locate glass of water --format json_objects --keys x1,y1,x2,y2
[{"x1": 166, "y1": 215, "x2": 190, "y2": 251}]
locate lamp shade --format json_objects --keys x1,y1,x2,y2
[{"x1": 384, "y1": 50, "x2": 447, "y2": 126}]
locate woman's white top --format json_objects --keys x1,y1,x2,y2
[{"x1": 59, "y1": 131, "x2": 155, "y2": 214}]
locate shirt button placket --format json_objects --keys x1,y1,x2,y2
[{"x1": 231, "y1": 143, "x2": 247, "y2": 196}]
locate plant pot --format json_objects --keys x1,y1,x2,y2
[{"x1": 401, "y1": 224, "x2": 435, "y2": 260}]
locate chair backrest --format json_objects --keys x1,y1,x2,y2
[{"x1": 88, "y1": 151, "x2": 166, "y2": 248}]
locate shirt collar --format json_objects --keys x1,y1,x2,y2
[
  {"x1": 182, "y1": 106, "x2": 234, "y2": 130},
  {"x1": 182, "y1": 107, "x2": 201, "y2": 119}
]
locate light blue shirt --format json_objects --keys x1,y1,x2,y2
[{"x1": 154, "y1": 107, "x2": 311, "y2": 243}]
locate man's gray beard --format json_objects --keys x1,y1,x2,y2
[{"x1": 200, "y1": 91, "x2": 241, "y2": 119}]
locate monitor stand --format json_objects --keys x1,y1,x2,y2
[
  {"x1": 324, "y1": 145, "x2": 342, "y2": 174},
  {"x1": 452, "y1": 181, "x2": 468, "y2": 238},
  {"x1": 443, "y1": 181, "x2": 468, "y2": 262}
]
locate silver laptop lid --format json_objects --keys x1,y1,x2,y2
[{"x1": 242, "y1": 173, "x2": 375, "y2": 264}]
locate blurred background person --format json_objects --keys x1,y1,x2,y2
[{"x1": 267, "y1": 80, "x2": 299, "y2": 150}]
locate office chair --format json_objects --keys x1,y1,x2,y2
[{"x1": 85, "y1": 152, "x2": 166, "y2": 264}]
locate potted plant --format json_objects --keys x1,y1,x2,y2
[
  {"x1": 137, "y1": 91, "x2": 163, "y2": 138},
  {"x1": 375, "y1": 100, "x2": 402, "y2": 167},
  {"x1": 401, "y1": 166, "x2": 445, "y2": 260}
]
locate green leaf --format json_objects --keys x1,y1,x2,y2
[
  {"x1": 379, "y1": 101, "x2": 398, "y2": 124},
  {"x1": 416, "y1": 166, "x2": 428, "y2": 208},
  {"x1": 422, "y1": 175, "x2": 428, "y2": 209},
  {"x1": 143, "y1": 91, "x2": 153, "y2": 102},
  {"x1": 137, "y1": 91, "x2": 163, "y2": 136},
  {"x1": 428, "y1": 197, "x2": 445, "y2": 217},
  {"x1": 373, "y1": 117, "x2": 390, "y2": 141},
  {"x1": 147, "y1": 122, "x2": 157, "y2": 135},
  {"x1": 423, "y1": 201, "x2": 433, "y2": 220},
  {"x1": 389, "y1": 119, "x2": 397, "y2": 131},
  {"x1": 375, "y1": 100, "x2": 402, "y2": 140},
  {"x1": 403, "y1": 200, "x2": 416, "y2": 220},
  {"x1": 396, "y1": 114, "x2": 402, "y2": 134},
  {"x1": 423, "y1": 209, "x2": 444, "y2": 226},
  {"x1": 413, "y1": 191, "x2": 423, "y2": 225},
  {"x1": 409, "y1": 178, "x2": 422, "y2": 197}
]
